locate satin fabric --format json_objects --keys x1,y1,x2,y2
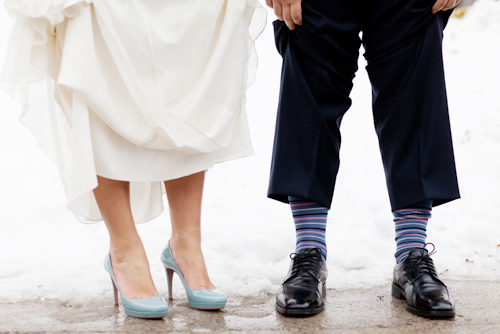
[{"x1": 1, "y1": 0, "x2": 266, "y2": 222}]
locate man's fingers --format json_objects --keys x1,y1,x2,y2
[
  {"x1": 282, "y1": 4, "x2": 296, "y2": 30},
  {"x1": 433, "y1": 0, "x2": 460, "y2": 13},
  {"x1": 290, "y1": 1, "x2": 303, "y2": 26},
  {"x1": 443, "y1": 0, "x2": 455, "y2": 10},
  {"x1": 454, "y1": 0, "x2": 461, "y2": 8},
  {"x1": 271, "y1": 0, "x2": 303, "y2": 30},
  {"x1": 274, "y1": 3, "x2": 284, "y2": 21},
  {"x1": 432, "y1": 0, "x2": 447, "y2": 13}
]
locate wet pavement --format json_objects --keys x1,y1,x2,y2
[{"x1": 1, "y1": 280, "x2": 499, "y2": 333}]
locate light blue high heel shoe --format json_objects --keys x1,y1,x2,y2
[
  {"x1": 160, "y1": 241, "x2": 227, "y2": 310},
  {"x1": 104, "y1": 253, "x2": 169, "y2": 318}
]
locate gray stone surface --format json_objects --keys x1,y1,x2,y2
[{"x1": 1, "y1": 280, "x2": 499, "y2": 333}]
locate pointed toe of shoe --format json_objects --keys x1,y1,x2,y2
[
  {"x1": 122, "y1": 295, "x2": 169, "y2": 319},
  {"x1": 276, "y1": 286, "x2": 324, "y2": 316},
  {"x1": 410, "y1": 293, "x2": 455, "y2": 317},
  {"x1": 188, "y1": 289, "x2": 227, "y2": 310}
]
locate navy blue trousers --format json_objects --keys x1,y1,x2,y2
[{"x1": 267, "y1": 0, "x2": 460, "y2": 211}]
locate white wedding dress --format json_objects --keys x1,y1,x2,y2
[{"x1": 1, "y1": 0, "x2": 266, "y2": 223}]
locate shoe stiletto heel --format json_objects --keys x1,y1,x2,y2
[
  {"x1": 104, "y1": 253, "x2": 169, "y2": 318},
  {"x1": 166, "y1": 268, "x2": 174, "y2": 300},
  {"x1": 160, "y1": 241, "x2": 227, "y2": 310},
  {"x1": 111, "y1": 278, "x2": 119, "y2": 307}
]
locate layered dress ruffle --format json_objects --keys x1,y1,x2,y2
[{"x1": 1, "y1": 0, "x2": 266, "y2": 222}]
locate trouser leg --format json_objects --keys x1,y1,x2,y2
[
  {"x1": 268, "y1": 2, "x2": 362, "y2": 209},
  {"x1": 364, "y1": 7, "x2": 460, "y2": 211}
]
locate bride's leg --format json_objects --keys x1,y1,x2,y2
[
  {"x1": 94, "y1": 175, "x2": 159, "y2": 299},
  {"x1": 164, "y1": 171, "x2": 215, "y2": 290}
]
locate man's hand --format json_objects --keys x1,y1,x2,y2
[
  {"x1": 432, "y1": 0, "x2": 461, "y2": 14},
  {"x1": 265, "y1": 0, "x2": 302, "y2": 30}
]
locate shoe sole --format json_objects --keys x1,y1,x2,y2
[
  {"x1": 189, "y1": 301, "x2": 226, "y2": 310},
  {"x1": 391, "y1": 283, "x2": 455, "y2": 318},
  {"x1": 124, "y1": 308, "x2": 168, "y2": 319},
  {"x1": 275, "y1": 284, "x2": 326, "y2": 317}
]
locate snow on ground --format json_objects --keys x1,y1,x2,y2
[{"x1": 0, "y1": 1, "x2": 499, "y2": 306}]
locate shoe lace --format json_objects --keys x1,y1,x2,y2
[
  {"x1": 408, "y1": 243, "x2": 439, "y2": 282},
  {"x1": 289, "y1": 249, "x2": 323, "y2": 278}
]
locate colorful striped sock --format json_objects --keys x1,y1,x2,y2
[
  {"x1": 393, "y1": 206, "x2": 431, "y2": 264},
  {"x1": 289, "y1": 196, "x2": 328, "y2": 260}
]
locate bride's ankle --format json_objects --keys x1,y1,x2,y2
[
  {"x1": 170, "y1": 237, "x2": 202, "y2": 252},
  {"x1": 110, "y1": 241, "x2": 146, "y2": 263}
]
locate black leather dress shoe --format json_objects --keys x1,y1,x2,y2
[
  {"x1": 392, "y1": 246, "x2": 455, "y2": 318},
  {"x1": 276, "y1": 248, "x2": 327, "y2": 316}
]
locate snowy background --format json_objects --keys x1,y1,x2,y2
[{"x1": 0, "y1": 0, "x2": 499, "y2": 306}]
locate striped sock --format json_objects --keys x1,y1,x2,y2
[
  {"x1": 289, "y1": 196, "x2": 328, "y2": 260},
  {"x1": 393, "y1": 207, "x2": 431, "y2": 264}
]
